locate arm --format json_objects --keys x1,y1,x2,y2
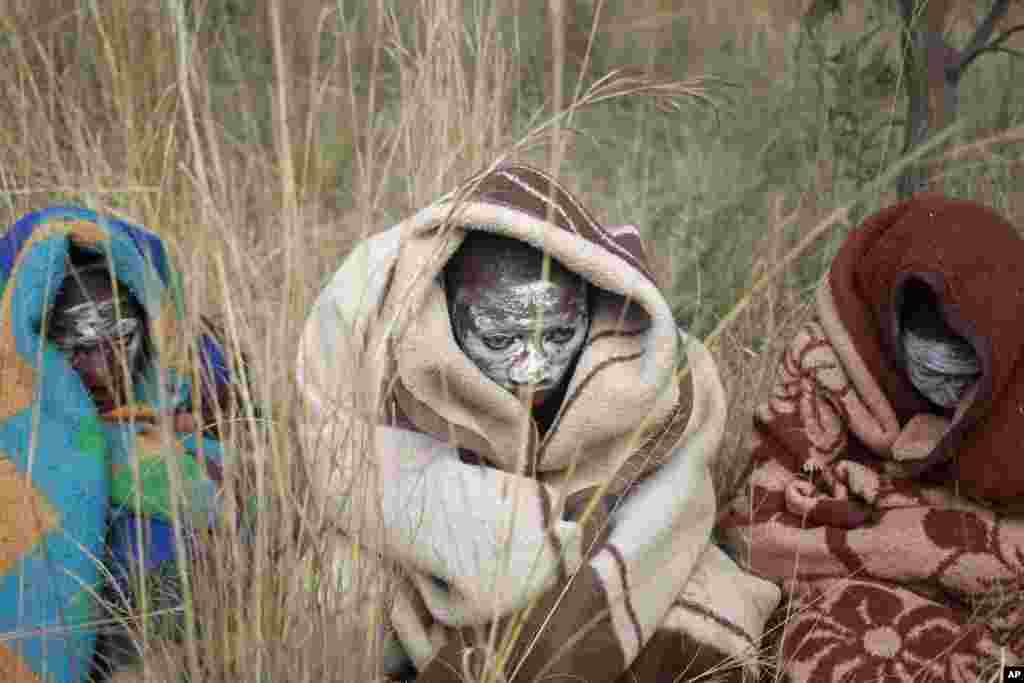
[
  {"x1": 492, "y1": 463, "x2": 719, "y2": 683},
  {"x1": 365, "y1": 426, "x2": 585, "y2": 622},
  {"x1": 420, "y1": 332, "x2": 731, "y2": 683}
]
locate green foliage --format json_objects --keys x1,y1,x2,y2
[
  {"x1": 798, "y1": 4, "x2": 902, "y2": 187},
  {"x1": 13, "y1": 0, "x2": 1023, "y2": 337},
  {"x1": 803, "y1": 0, "x2": 843, "y2": 32},
  {"x1": 185, "y1": 0, "x2": 254, "y2": 34}
]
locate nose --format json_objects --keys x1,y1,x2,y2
[{"x1": 509, "y1": 342, "x2": 550, "y2": 386}]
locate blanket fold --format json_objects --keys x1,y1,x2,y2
[
  {"x1": 0, "y1": 207, "x2": 229, "y2": 682},
  {"x1": 719, "y1": 194, "x2": 1024, "y2": 682},
  {"x1": 300, "y1": 163, "x2": 780, "y2": 682}
]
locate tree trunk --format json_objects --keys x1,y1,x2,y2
[
  {"x1": 897, "y1": 0, "x2": 1018, "y2": 198},
  {"x1": 897, "y1": 0, "x2": 957, "y2": 197}
]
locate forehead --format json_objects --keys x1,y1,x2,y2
[
  {"x1": 451, "y1": 239, "x2": 585, "y2": 292},
  {"x1": 454, "y1": 283, "x2": 588, "y2": 339},
  {"x1": 454, "y1": 267, "x2": 586, "y2": 313},
  {"x1": 448, "y1": 230, "x2": 584, "y2": 287}
]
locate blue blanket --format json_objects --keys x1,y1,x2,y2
[{"x1": 0, "y1": 207, "x2": 230, "y2": 682}]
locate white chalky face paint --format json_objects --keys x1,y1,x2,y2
[
  {"x1": 900, "y1": 298, "x2": 980, "y2": 409},
  {"x1": 452, "y1": 274, "x2": 589, "y2": 406},
  {"x1": 902, "y1": 326, "x2": 980, "y2": 408},
  {"x1": 52, "y1": 300, "x2": 141, "y2": 350},
  {"x1": 51, "y1": 296, "x2": 144, "y2": 412}
]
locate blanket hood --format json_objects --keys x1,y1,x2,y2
[
  {"x1": 827, "y1": 193, "x2": 1024, "y2": 502},
  {"x1": 381, "y1": 163, "x2": 686, "y2": 488},
  {"x1": 0, "y1": 206, "x2": 196, "y2": 405}
]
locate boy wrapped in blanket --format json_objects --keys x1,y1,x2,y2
[
  {"x1": 298, "y1": 163, "x2": 780, "y2": 682},
  {"x1": 719, "y1": 195, "x2": 1024, "y2": 681},
  {"x1": 0, "y1": 207, "x2": 237, "y2": 682}
]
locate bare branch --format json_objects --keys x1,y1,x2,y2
[
  {"x1": 951, "y1": 0, "x2": 1013, "y2": 79},
  {"x1": 895, "y1": 0, "x2": 916, "y2": 25},
  {"x1": 966, "y1": 44, "x2": 1024, "y2": 64},
  {"x1": 955, "y1": 23, "x2": 1024, "y2": 74},
  {"x1": 962, "y1": 0, "x2": 1012, "y2": 56},
  {"x1": 990, "y1": 22, "x2": 1024, "y2": 49}
]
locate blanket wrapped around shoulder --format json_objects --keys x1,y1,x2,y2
[
  {"x1": 719, "y1": 194, "x2": 1024, "y2": 682},
  {"x1": 0, "y1": 207, "x2": 230, "y2": 682},
  {"x1": 299, "y1": 163, "x2": 780, "y2": 682}
]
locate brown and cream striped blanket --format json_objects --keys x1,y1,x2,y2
[
  {"x1": 719, "y1": 195, "x2": 1024, "y2": 682},
  {"x1": 298, "y1": 163, "x2": 780, "y2": 682}
]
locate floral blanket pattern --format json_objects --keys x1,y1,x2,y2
[
  {"x1": 722, "y1": 318, "x2": 1024, "y2": 681},
  {"x1": 719, "y1": 195, "x2": 1024, "y2": 682}
]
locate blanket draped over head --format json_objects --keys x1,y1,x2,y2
[
  {"x1": 0, "y1": 207, "x2": 229, "y2": 683},
  {"x1": 719, "y1": 194, "x2": 1024, "y2": 682},
  {"x1": 299, "y1": 163, "x2": 780, "y2": 682}
]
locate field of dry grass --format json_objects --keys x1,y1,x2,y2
[{"x1": 2, "y1": 0, "x2": 1023, "y2": 680}]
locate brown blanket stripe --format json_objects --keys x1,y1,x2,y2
[
  {"x1": 606, "y1": 542, "x2": 645, "y2": 650},
  {"x1": 672, "y1": 596, "x2": 758, "y2": 651},
  {"x1": 536, "y1": 351, "x2": 646, "y2": 465},
  {"x1": 465, "y1": 165, "x2": 655, "y2": 283},
  {"x1": 586, "y1": 326, "x2": 650, "y2": 347}
]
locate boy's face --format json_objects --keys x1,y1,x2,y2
[
  {"x1": 50, "y1": 271, "x2": 144, "y2": 413},
  {"x1": 450, "y1": 266, "x2": 589, "y2": 407},
  {"x1": 900, "y1": 293, "x2": 980, "y2": 409}
]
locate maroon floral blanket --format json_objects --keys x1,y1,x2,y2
[{"x1": 719, "y1": 195, "x2": 1024, "y2": 682}]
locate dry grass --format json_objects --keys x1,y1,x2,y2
[{"x1": 1, "y1": 0, "x2": 1022, "y2": 681}]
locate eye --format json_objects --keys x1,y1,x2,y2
[
  {"x1": 544, "y1": 327, "x2": 576, "y2": 345},
  {"x1": 481, "y1": 334, "x2": 516, "y2": 350},
  {"x1": 54, "y1": 339, "x2": 94, "y2": 354}
]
